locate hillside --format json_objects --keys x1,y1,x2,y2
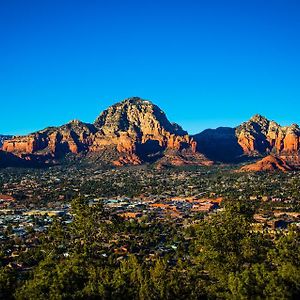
[{"x1": 240, "y1": 155, "x2": 295, "y2": 172}]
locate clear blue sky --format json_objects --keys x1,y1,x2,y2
[{"x1": 1, "y1": 0, "x2": 300, "y2": 135}]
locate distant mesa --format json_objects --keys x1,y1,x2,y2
[{"x1": 1, "y1": 98, "x2": 300, "y2": 170}]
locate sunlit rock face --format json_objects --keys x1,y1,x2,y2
[
  {"x1": 236, "y1": 114, "x2": 300, "y2": 155},
  {"x1": 91, "y1": 97, "x2": 198, "y2": 164},
  {"x1": 240, "y1": 155, "x2": 295, "y2": 172},
  {"x1": 2, "y1": 97, "x2": 210, "y2": 167},
  {"x1": 2, "y1": 121, "x2": 97, "y2": 157},
  {"x1": 5, "y1": 98, "x2": 299, "y2": 168}
]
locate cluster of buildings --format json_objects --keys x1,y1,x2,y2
[
  {"x1": 96, "y1": 196, "x2": 223, "y2": 221},
  {"x1": 253, "y1": 211, "x2": 300, "y2": 231},
  {"x1": 1, "y1": 166, "x2": 300, "y2": 269}
]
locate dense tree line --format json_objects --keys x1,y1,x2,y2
[{"x1": 1, "y1": 198, "x2": 299, "y2": 299}]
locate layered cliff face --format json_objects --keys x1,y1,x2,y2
[
  {"x1": 2, "y1": 121, "x2": 97, "y2": 158},
  {"x1": 2, "y1": 97, "x2": 205, "y2": 166}
]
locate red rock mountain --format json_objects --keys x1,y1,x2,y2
[
  {"x1": 194, "y1": 114, "x2": 300, "y2": 164},
  {"x1": 236, "y1": 114, "x2": 300, "y2": 156},
  {"x1": 3, "y1": 102, "x2": 300, "y2": 169},
  {"x1": 2, "y1": 121, "x2": 97, "y2": 156},
  {"x1": 2, "y1": 98, "x2": 210, "y2": 166}
]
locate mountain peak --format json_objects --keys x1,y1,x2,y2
[
  {"x1": 94, "y1": 97, "x2": 187, "y2": 136},
  {"x1": 249, "y1": 114, "x2": 269, "y2": 123},
  {"x1": 121, "y1": 97, "x2": 152, "y2": 105},
  {"x1": 68, "y1": 119, "x2": 82, "y2": 125}
]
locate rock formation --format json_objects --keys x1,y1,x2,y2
[
  {"x1": 2, "y1": 97, "x2": 209, "y2": 167},
  {"x1": 90, "y1": 97, "x2": 199, "y2": 165},
  {"x1": 240, "y1": 155, "x2": 295, "y2": 172},
  {"x1": 3, "y1": 100, "x2": 300, "y2": 169},
  {"x1": 155, "y1": 149, "x2": 213, "y2": 169},
  {"x1": 194, "y1": 114, "x2": 300, "y2": 164},
  {"x1": 2, "y1": 120, "x2": 97, "y2": 158},
  {"x1": 236, "y1": 114, "x2": 300, "y2": 156}
]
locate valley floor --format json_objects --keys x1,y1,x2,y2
[{"x1": 0, "y1": 165, "x2": 299, "y2": 299}]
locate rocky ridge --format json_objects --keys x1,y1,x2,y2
[
  {"x1": 194, "y1": 114, "x2": 300, "y2": 165},
  {"x1": 2, "y1": 99, "x2": 300, "y2": 170},
  {"x1": 236, "y1": 114, "x2": 300, "y2": 156},
  {"x1": 2, "y1": 98, "x2": 206, "y2": 167}
]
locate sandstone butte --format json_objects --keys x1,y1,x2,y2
[{"x1": 2, "y1": 97, "x2": 207, "y2": 167}]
